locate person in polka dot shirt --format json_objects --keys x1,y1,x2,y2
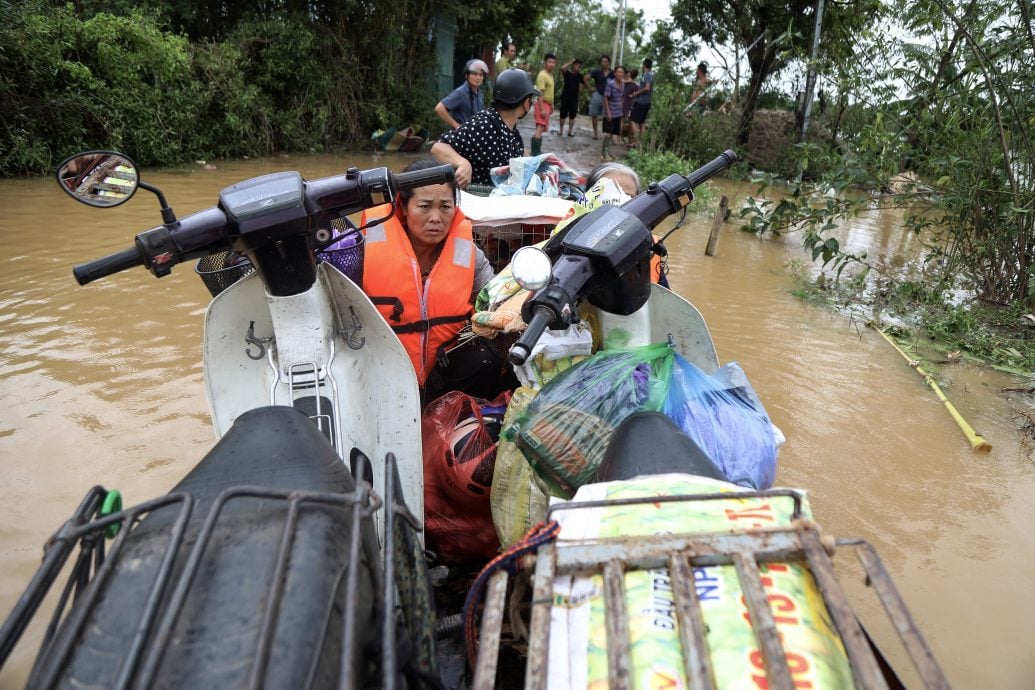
[{"x1": 432, "y1": 68, "x2": 540, "y2": 188}]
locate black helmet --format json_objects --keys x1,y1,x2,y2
[{"x1": 493, "y1": 68, "x2": 540, "y2": 107}]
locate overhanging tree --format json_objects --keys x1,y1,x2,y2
[{"x1": 669, "y1": 0, "x2": 880, "y2": 145}]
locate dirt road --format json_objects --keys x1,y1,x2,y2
[{"x1": 513, "y1": 112, "x2": 627, "y2": 177}]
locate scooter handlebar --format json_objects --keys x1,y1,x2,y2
[
  {"x1": 687, "y1": 149, "x2": 738, "y2": 188},
  {"x1": 394, "y1": 164, "x2": 457, "y2": 193},
  {"x1": 509, "y1": 306, "x2": 555, "y2": 366},
  {"x1": 73, "y1": 247, "x2": 145, "y2": 286}
]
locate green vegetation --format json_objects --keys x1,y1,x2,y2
[
  {"x1": 624, "y1": 148, "x2": 716, "y2": 209},
  {"x1": 0, "y1": 0, "x2": 554, "y2": 175},
  {"x1": 727, "y1": 0, "x2": 1035, "y2": 373}
]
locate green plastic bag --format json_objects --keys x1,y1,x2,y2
[{"x1": 504, "y1": 342, "x2": 674, "y2": 497}]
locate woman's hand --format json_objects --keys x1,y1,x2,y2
[
  {"x1": 431, "y1": 141, "x2": 473, "y2": 188},
  {"x1": 453, "y1": 159, "x2": 473, "y2": 188}
]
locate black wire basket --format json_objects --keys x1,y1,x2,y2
[
  {"x1": 195, "y1": 229, "x2": 365, "y2": 300},
  {"x1": 195, "y1": 251, "x2": 255, "y2": 298}
]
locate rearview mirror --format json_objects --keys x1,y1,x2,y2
[
  {"x1": 510, "y1": 246, "x2": 552, "y2": 291},
  {"x1": 56, "y1": 151, "x2": 139, "y2": 208}
]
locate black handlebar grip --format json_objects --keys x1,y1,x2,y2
[
  {"x1": 73, "y1": 247, "x2": 145, "y2": 285},
  {"x1": 394, "y1": 164, "x2": 457, "y2": 192},
  {"x1": 686, "y1": 149, "x2": 738, "y2": 188},
  {"x1": 509, "y1": 306, "x2": 555, "y2": 366}
]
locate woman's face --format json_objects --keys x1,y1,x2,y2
[
  {"x1": 613, "y1": 67, "x2": 626, "y2": 81},
  {"x1": 400, "y1": 183, "x2": 456, "y2": 250}
]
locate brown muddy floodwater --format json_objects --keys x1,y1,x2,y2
[{"x1": 1, "y1": 153, "x2": 1033, "y2": 688}]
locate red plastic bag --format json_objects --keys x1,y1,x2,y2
[{"x1": 422, "y1": 390, "x2": 510, "y2": 564}]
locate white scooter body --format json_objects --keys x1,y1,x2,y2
[
  {"x1": 202, "y1": 261, "x2": 423, "y2": 538},
  {"x1": 589, "y1": 282, "x2": 720, "y2": 374}
]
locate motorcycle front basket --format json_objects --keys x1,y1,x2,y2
[
  {"x1": 319, "y1": 228, "x2": 365, "y2": 286},
  {"x1": 195, "y1": 251, "x2": 255, "y2": 298}
]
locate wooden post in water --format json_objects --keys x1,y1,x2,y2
[{"x1": 705, "y1": 195, "x2": 728, "y2": 256}]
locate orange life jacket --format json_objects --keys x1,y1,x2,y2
[
  {"x1": 361, "y1": 204, "x2": 475, "y2": 384},
  {"x1": 650, "y1": 244, "x2": 664, "y2": 285}
]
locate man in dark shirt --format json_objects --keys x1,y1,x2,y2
[
  {"x1": 582, "y1": 55, "x2": 611, "y2": 140},
  {"x1": 558, "y1": 58, "x2": 584, "y2": 137},
  {"x1": 432, "y1": 68, "x2": 540, "y2": 188}
]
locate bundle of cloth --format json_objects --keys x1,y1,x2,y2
[{"x1": 489, "y1": 153, "x2": 582, "y2": 197}]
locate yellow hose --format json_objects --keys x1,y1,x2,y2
[{"x1": 872, "y1": 326, "x2": 992, "y2": 453}]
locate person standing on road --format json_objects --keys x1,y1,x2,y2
[
  {"x1": 628, "y1": 58, "x2": 654, "y2": 145},
  {"x1": 434, "y1": 59, "x2": 488, "y2": 130},
  {"x1": 601, "y1": 65, "x2": 626, "y2": 159},
  {"x1": 531, "y1": 54, "x2": 557, "y2": 157},
  {"x1": 558, "y1": 58, "x2": 584, "y2": 137},
  {"x1": 431, "y1": 68, "x2": 539, "y2": 188},
  {"x1": 622, "y1": 68, "x2": 638, "y2": 144},
  {"x1": 583, "y1": 55, "x2": 612, "y2": 140}
]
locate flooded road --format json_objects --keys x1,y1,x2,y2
[{"x1": 1, "y1": 153, "x2": 1033, "y2": 688}]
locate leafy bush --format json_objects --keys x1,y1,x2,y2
[
  {"x1": 636, "y1": 82, "x2": 742, "y2": 165},
  {"x1": 0, "y1": 1, "x2": 435, "y2": 175},
  {"x1": 624, "y1": 148, "x2": 716, "y2": 209}
]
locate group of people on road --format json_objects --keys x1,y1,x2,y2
[
  {"x1": 583, "y1": 55, "x2": 653, "y2": 149},
  {"x1": 432, "y1": 42, "x2": 658, "y2": 175}
]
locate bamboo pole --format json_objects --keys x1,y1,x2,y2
[
  {"x1": 872, "y1": 326, "x2": 991, "y2": 453},
  {"x1": 705, "y1": 195, "x2": 728, "y2": 256}
]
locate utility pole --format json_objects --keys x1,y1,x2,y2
[
  {"x1": 612, "y1": 0, "x2": 626, "y2": 65},
  {"x1": 798, "y1": 0, "x2": 825, "y2": 145}
]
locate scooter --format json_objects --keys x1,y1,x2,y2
[
  {"x1": 0, "y1": 150, "x2": 948, "y2": 689},
  {"x1": 3, "y1": 151, "x2": 453, "y2": 689}
]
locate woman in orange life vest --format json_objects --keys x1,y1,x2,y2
[{"x1": 360, "y1": 159, "x2": 517, "y2": 405}]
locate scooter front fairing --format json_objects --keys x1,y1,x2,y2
[{"x1": 203, "y1": 262, "x2": 424, "y2": 537}]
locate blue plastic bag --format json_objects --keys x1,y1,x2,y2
[{"x1": 662, "y1": 356, "x2": 778, "y2": 489}]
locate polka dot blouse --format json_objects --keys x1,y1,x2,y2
[{"x1": 439, "y1": 108, "x2": 524, "y2": 185}]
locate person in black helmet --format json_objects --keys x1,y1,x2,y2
[
  {"x1": 434, "y1": 59, "x2": 489, "y2": 129},
  {"x1": 432, "y1": 67, "x2": 540, "y2": 188}
]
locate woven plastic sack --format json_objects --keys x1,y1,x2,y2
[
  {"x1": 662, "y1": 355, "x2": 778, "y2": 489},
  {"x1": 423, "y1": 391, "x2": 510, "y2": 564},
  {"x1": 505, "y1": 343, "x2": 674, "y2": 497},
  {"x1": 489, "y1": 387, "x2": 552, "y2": 547}
]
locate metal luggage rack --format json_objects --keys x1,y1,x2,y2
[
  {"x1": 471, "y1": 222, "x2": 554, "y2": 273},
  {"x1": 0, "y1": 454, "x2": 428, "y2": 690},
  {"x1": 471, "y1": 489, "x2": 951, "y2": 690}
]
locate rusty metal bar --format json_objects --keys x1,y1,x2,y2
[
  {"x1": 602, "y1": 560, "x2": 632, "y2": 690},
  {"x1": 798, "y1": 528, "x2": 889, "y2": 690},
  {"x1": 472, "y1": 570, "x2": 510, "y2": 690},
  {"x1": 668, "y1": 554, "x2": 716, "y2": 689},
  {"x1": 732, "y1": 552, "x2": 795, "y2": 690},
  {"x1": 525, "y1": 542, "x2": 557, "y2": 690},
  {"x1": 852, "y1": 540, "x2": 953, "y2": 690},
  {"x1": 553, "y1": 527, "x2": 807, "y2": 573}
]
